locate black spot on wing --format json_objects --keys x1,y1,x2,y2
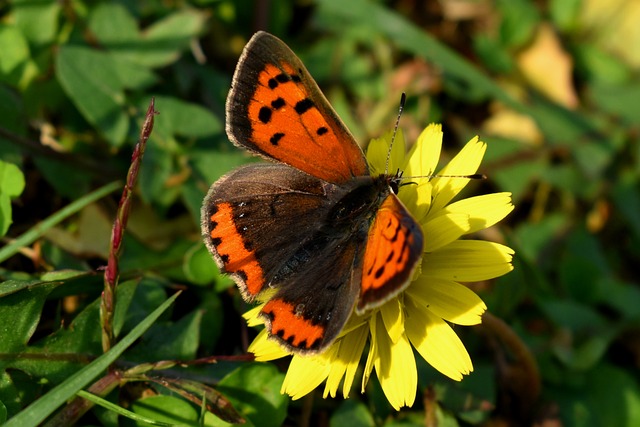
[
  {"x1": 258, "y1": 106, "x2": 272, "y2": 123},
  {"x1": 270, "y1": 132, "x2": 285, "y2": 145},
  {"x1": 295, "y1": 99, "x2": 314, "y2": 115}
]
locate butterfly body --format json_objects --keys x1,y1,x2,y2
[{"x1": 202, "y1": 32, "x2": 424, "y2": 353}]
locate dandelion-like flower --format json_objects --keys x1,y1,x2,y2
[{"x1": 244, "y1": 124, "x2": 515, "y2": 409}]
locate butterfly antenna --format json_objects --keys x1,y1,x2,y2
[{"x1": 385, "y1": 93, "x2": 406, "y2": 174}]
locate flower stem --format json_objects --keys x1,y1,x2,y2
[{"x1": 101, "y1": 99, "x2": 157, "y2": 353}]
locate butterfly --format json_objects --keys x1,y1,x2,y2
[{"x1": 202, "y1": 31, "x2": 424, "y2": 354}]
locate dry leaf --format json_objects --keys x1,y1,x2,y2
[
  {"x1": 581, "y1": 0, "x2": 640, "y2": 68},
  {"x1": 517, "y1": 23, "x2": 578, "y2": 108}
]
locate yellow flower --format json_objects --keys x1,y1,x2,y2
[{"x1": 244, "y1": 124, "x2": 515, "y2": 410}]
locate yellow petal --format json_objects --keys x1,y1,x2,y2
[
  {"x1": 399, "y1": 180, "x2": 432, "y2": 224},
  {"x1": 380, "y1": 298, "x2": 404, "y2": 344},
  {"x1": 405, "y1": 300, "x2": 473, "y2": 380},
  {"x1": 444, "y1": 192, "x2": 514, "y2": 234},
  {"x1": 362, "y1": 314, "x2": 379, "y2": 393},
  {"x1": 404, "y1": 123, "x2": 442, "y2": 179},
  {"x1": 282, "y1": 350, "x2": 333, "y2": 400},
  {"x1": 408, "y1": 277, "x2": 487, "y2": 325},
  {"x1": 323, "y1": 323, "x2": 369, "y2": 398},
  {"x1": 248, "y1": 329, "x2": 290, "y2": 361},
  {"x1": 374, "y1": 319, "x2": 417, "y2": 410},
  {"x1": 341, "y1": 323, "x2": 369, "y2": 398},
  {"x1": 422, "y1": 212, "x2": 471, "y2": 252},
  {"x1": 429, "y1": 137, "x2": 486, "y2": 213},
  {"x1": 243, "y1": 304, "x2": 264, "y2": 326},
  {"x1": 367, "y1": 129, "x2": 406, "y2": 175},
  {"x1": 422, "y1": 240, "x2": 514, "y2": 282}
]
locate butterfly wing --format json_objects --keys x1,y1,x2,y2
[
  {"x1": 226, "y1": 31, "x2": 369, "y2": 184},
  {"x1": 202, "y1": 163, "x2": 364, "y2": 353},
  {"x1": 357, "y1": 193, "x2": 424, "y2": 312},
  {"x1": 260, "y1": 235, "x2": 362, "y2": 353}
]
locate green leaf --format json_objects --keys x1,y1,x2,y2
[
  {"x1": 182, "y1": 243, "x2": 220, "y2": 286},
  {"x1": 0, "y1": 181, "x2": 121, "y2": 263},
  {"x1": 574, "y1": 44, "x2": 631, "y2": 84},
  {"x1": 79, "y1": 391, "x2": 178, "y2": 426},
  {"x1": 139, "y1": 9, "x2": 208, "y2": 67},
  {"x1": 119, "y1": 278, "x2": 169, "y2": 336},
  {"x1": 55, "y1": 46, "x2": 130, "y2": 146},
  {"x1": 331, "y1": 400, "x2": 375, "y2": 427},
  {"x1": 126, "y1": 310, "x2": 203, "y2": 361},
  {"x1": 611, "y1": 172, "x2": 640, "y2": 238},
  {"x1": 551, "y1": 364, "x2": 640, "y2": 426},
  {"x1": 3, "y1": 292, "x2": 180, "y2": 427},
  {"x1": 0, "y1": 25, "x2": 32, "y2": 87},
  {"x1": 590, "y1": 81, "x2": 640, "y2": 126},
  {"x1": 513, "y1": 214, "x2": 567, "y2": 262},
  {"x1": 496, "y1": 0, "x2": 540, "y2": 48},
  {"x1": 32, "y1": 156, "x2": 91, "y2": 199},
  {"x1": 549, "y1": 0, "x2": 582, "y2": 31},
  {"x1": 153, "y1": 96, "x2": 223, "y2": 138},
  {"x1": 605, "y1": 278, "x2": 640, "y2": 320},
  {"x1": 542, "y1": 299, "x2": 608, "y2": 332},
  {"x1": 214, "y1": 363, "x2": 287, "y2": 427},
  {"x1": 113, "y1": 279, "x2": 141, "y2": 339},
  {"x1": 198, "y1": 291, "x2": 224, "y2": 353},
  {"x1": 137, "y1": 142, "x2": 174, "y2": 204},
  {"x1": 0, "y1": 161, "x2": 25, "y2": 198},
  {"x1": 554, "y1": 335, "x2": 610, "y2": 370},
  {"x1": 560, "y1": 229, "x2": 610, "y2": 300},
  {"x1": 0, "y1": 160, "x2": 25, "y2": 236},
  {"x1": 190, "y1": 149, "x2": 250, "y2": 185},
  {"x1": 11, "y1": 0, "x2": 61, "y2": 47},
  {"x1": 473, "y1": 34, "x2": 515, "y2": 74},
  {"x1": 0, "y1": 399, "x2": 6, "y2": 423},
  {"x1": 88, "y1": 3, "x2": 139, "y2": 47},
  {"x1": 0, "y1": 280, "x2": 59, "y2": 354},
  {"x1": 145, "y1": 377, "x2": 245, "y2": 424},
  {"x1": 130, "y1": 395, "x2": 198, "y2": 426}
]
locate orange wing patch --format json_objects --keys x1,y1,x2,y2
[
  {"x1": 261, "y1": 299, "x2": 325, "y2": 351},
  {"x1": 226, "y1": 32, "x2": 368, "y2": 184},
  {"x1": 357, "y1": 195, "x2": 424, "y2": 312},
  {"x1": 246, "y1": 61, "x2": 366, "y2": 183},
  {"x1": 207, "y1": 202, "x2": 265, "y2": 298}
]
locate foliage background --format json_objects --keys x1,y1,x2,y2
[{"x1": 1, "y1": 0, "x2": 639, "y2": 425}]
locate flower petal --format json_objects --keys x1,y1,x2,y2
[
  {"x1": 422, "y1": 240, "x2": 514, "y2": 282},
  {"x1": 248, "y1": 329, "x2": 290, "y2": 361},
  {"x1": 381, "y1": 298, "x2": 404, "y2": 344},
  {"x1": 408, "y1": 277, "x2": 487, "y2": 325},
  {"x1": 374, "y1": 319, "x2": 417, "y2": 410},
  {"x1": 422, "y1": 212, "x2": 471, "y2": 252},
  {"x1": 444, "y1": 192, "x2": 514, "y2": 234},
  {"x1": 243, "y1": 304, "x2": 264, "y2": 326},
  {"x1": 404, "y1": 123, "x2": 442, "y2": 179},
  {"x1": 367, "y1": 129, "x2": 406, "y2": 175},
  {"x1": 362, "y1": 314, "x2": 379, "y2": 393},
  {"x1": 406, "y1": 300, "x2": 473, "y2": 380},
  {"x1": 429, "y1": 137, "x2": 486, "y2": 213},
  {"x1": 282, "y1": 350, "x2": 333, "y2": 400},
  {"x1": 398, "y1": 180, "x2": 432, "y2": 223},
  {"x1": 324, "y1": 323, "x2": 369, "y2": 398}
]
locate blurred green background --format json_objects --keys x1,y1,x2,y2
[{"x1": 1, "y1": 0, "x2": 639, "y2": 425}]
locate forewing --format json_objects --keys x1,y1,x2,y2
[
  {"x1": 226, "y1": 31, "x2": 369, "y2": 184},
  {"x1": 357, "y1": 193, "x2": 424, "y2": 312}
]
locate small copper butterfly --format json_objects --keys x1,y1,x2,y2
[{"x1": 202, "y1": 31, "x2": 424, "y2": 354}]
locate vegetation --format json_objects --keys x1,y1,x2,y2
[{"x1": 1, "y1": 0, "x2": 639, "y2": 425}]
